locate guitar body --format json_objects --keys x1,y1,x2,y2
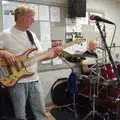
[{"x1": 0, "y1": 48, "x2": 36, "y2": 88}]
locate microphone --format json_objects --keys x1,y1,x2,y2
[{"x1": 90, "y1": 15, "x2": 115, "y2": 25}]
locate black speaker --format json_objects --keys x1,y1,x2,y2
[{"x1": 68, "y1": 0, "x2": 86, "y2": 18}]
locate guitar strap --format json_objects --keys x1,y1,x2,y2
[{"x1": 26, "y1": 30, "x2": 37, "y2": 49}]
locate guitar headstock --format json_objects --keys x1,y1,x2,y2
[{"x1": 73, "y1": 37, "x2": 86, "y2": 44}]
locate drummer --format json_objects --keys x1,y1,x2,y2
[{"x1": 81, "y1": 40, "x2": 99, "y2": 74}]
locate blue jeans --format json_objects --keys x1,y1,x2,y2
[{"x1": 8, "y1": 81, "x2": 48, "y2": 120}]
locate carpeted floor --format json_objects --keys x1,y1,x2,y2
[
  {"x1": 50, "y1": 94, "x2": 92, "y2": 120},
  {"x1": 50, "y1": 90, "x2": 118, "y2": 120},
  {"x1": 50, "y1": 106, "x2": 117, "y2": 120},
  {"x1": 50, "y1": 107, "x2": 83, "y2": 120}
]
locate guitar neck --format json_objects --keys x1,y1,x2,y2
[
  {"x1": 25, "y1": 39, "x2": 85, "y2": 67},
  {"x1": 60, "y1": 41, "x2": 76, "y2": 49}
]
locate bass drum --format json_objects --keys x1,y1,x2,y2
[{"x1": 51, "y1": 78, "x2": 73, "y2": 106}]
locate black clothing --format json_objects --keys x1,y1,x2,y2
[{"x1": 82, "y1": 50, "x2": 98, "y2": 59}]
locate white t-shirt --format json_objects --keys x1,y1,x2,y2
[{"x1": 0, "y1": 27, "x2": 43, "y2": 83}]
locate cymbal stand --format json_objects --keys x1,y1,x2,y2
[
  {"x1": 82, "y1": 61, "x2": 105, "y2": 120},
  {"x1": 60, "y1": 57, "x2": 79, "y2": 119}
]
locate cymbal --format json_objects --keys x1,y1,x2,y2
[{"x1": 62, "y1": 51, "x2": 85, "y2": 63}]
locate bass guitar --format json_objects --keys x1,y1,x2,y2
[{"x1": 0, "y1": 38, "x2": 85, "y2": 87}]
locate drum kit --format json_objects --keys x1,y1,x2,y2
[{"x1": 62, "y1": 52, "x2": 120, "y2": 120}]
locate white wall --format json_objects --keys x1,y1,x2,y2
[
  {"x1": 87, "y1": 0, "x2": 120, "y2": 46},
  {"x1": 7, "y1": 0, "x2": 67, "y2": 6},
  {"x1": 0, "y1": 0, "x2": 3, "y2": 32}
]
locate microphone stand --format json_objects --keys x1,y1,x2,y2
[
  {"x1": 102, "y1": 24, "x2": 107, "y2": 63},
  {"x1": 95, "y1": 21, "x2": 120, "y2": 81},
  {"x1": 95, "y1": 21, "x2": 120, "y2": 120}
]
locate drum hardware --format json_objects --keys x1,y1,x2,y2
[
  {"x1": 75, "y1": 59, "x2": 120, "y2": 119},
  {"x1": 61, "y1": 53, "x2": 120, "y2": 119},
  {"x1": 116, "y1": 98, "x2": 120, "y2": 120},
  {"x1": 82, "y1": 60, "x2": 106, "y2": 120},
  {"x1": 58, "y1": 57, "x2": 83, "y2": 119},
  {"x1": 95, "y1": 85, "x2": 120, "y2": 120},
  {"x1": 61, "y1": 55, "x2": 97, "y2": 119},
  {"x1": 114, "y1": 97, "x2": 120, "y2": 104},
  {"x1": 95, "y1": 21, "x2": 120, "y2": 120}
]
